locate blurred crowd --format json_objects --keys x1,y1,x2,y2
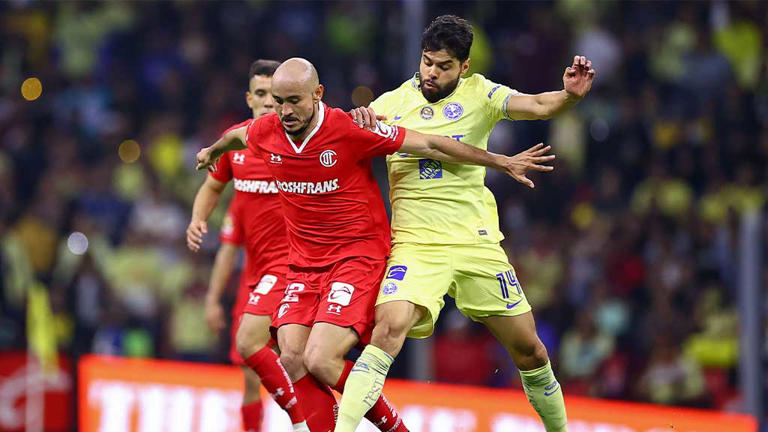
[{"x1": 1, "y1": 0, "x2": 767, "y2": 414}]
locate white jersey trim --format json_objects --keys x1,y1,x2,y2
[{"x1": 284, "y1": 101, "x2": 325, "y2": 154}]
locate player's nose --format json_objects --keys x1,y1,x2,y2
[{"x1": 264, "y1": 94, "x2": 275, "y2": 108}]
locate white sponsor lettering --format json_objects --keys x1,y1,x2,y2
[
  {"x1": 233, "y1": 179, "x2": 279, "y2": 194},
  {"x1": 276, "y1": 179, "x2": 339, "y2": 194}
]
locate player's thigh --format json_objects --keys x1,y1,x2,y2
[
  {"x1": 305, "y1": 322, "x2": 360, "y2": 362},
  {"x1": 453, "y1": 243, "x2": 532, "y2": 323},
  {"x1": 376, "y1": 243, "x2": 452, "y2": 339},
  {"x1": 236, "y1": 313, "x2": 273, "y2": 356}
]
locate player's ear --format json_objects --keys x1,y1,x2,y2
[
  {"x1": 460, "y1": 58, "x2": 471, "y2": 76},
  {"x1": 245, "y1": 91, "x2": 254, "y2": 109},
  {"x1": 313, "y1": 84, "x2": 324, "y2": 102}
]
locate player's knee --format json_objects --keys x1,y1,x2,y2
[
  {"x1": 371, "y1": 314, "x2": 411, "y2": 356},
  {"x1": 279, "y1": 344, "x2": 305, "y2": 379},
  {"x1": 514, "y1": 339, "x2": 549, "y2": 370},
  {"x1": 235, "y1": 325, "x2": 265, "y2": 359},
  {"x1": 303, "y1": 343, "x2": 336, "y2": 384}
]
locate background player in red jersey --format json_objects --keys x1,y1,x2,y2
[
  {"x1": 186, "y1": 60, "x2": 312, "y2": 432},
  {"x1": 196, "y1": 58, "x2": 555, "y2": 431}
]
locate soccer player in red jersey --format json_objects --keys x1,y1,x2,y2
[
  {"x1": 186, "y1": 60, "x2": 312, "y2": 432},
  {"x1": 196, "y1": 58, "x2": 555, "y2": 431}
]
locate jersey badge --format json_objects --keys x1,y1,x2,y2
[
  {"x1": 319, "y1": 150, "x2": 337, "y2": 167},
  {"x1": 270, "y1": 153, "x2": 282, "y2": 164},
  {"x1": 420, "y1": 106, "x2": 434, "y2": 120},
  {"x1": 233, "y1": 153, "x2": 245, "y2": 164},
  {"x1": 443, "y1": 102, "x2": 463, "y2": 120},
  {"x1": 382, "y1": 282, "x2": 398, "y2": 295}
]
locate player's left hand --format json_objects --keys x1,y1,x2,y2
[
  {"x1": 349, "y1": 106, "x2": 387, "y2": 130},
  {"x1": 563, "y1": 55, "x2": 596, "y2": 99},
  {"x1": 500, "y1": 143, "x2": 555, "y2": 188},
  {"x1": 196, "y1": 147, "x2": 219, "y2": 172}
]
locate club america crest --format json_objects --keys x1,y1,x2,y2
[
  {"x1": 420, "y1": 106, "x2": 434, "y2": 120},
  {"x1": 443, "y1": 102, "x2": 463, "y2": 120}
]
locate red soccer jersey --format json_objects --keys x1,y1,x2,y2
[
  {"x1": 210, "y1": 119, "x2": 288, "y2": 285},
  {"x1": 244, "y1": 102, "x2": 405, "y2": 268}
]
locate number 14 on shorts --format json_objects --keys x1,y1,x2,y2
[{"x1": 496, "y1": 270, "x2": 521, "y2": 299}]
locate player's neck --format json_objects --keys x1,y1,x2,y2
[{"x1": 290, "y1": 103, "x2": 320, "y2": 142}]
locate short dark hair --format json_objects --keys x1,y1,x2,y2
[
  {"x1": 421, "y1": 15, "x2": 473, "y2": 62},
  {"x1": 249, "y1": 59, "x2": 280, "y2": 79}
]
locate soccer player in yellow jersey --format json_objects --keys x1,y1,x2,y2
[{"x1": 337, "y1": 15, "x2": 595, "y2": 432}]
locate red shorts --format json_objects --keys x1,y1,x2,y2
[
  {"x1": 272, "y1": 256, "x2": 386, "y2": 345},
  {"x1": 229, "y1": 270, "x2": 286, "y2": 365}
]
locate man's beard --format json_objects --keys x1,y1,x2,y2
[
  {"x1": 284, "y1": 106, "x2": 316, "y2": 137},
  {"x1": 420, "y1": 76, "x2": 459, "y2": 103}
]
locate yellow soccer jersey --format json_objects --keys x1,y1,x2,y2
[{"x1": 370, "y1": 73, "x2": 518, "y2": 245}]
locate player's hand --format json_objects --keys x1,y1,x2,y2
[
  {"x1": 204, "y1": 299, "x2": 225, "y2": 332},
  {"x1": 186, "y1": 219, "x2": 208, "y2": 251},
  {"x1": 349, "y1": 106, "x2": 387, "y2": 130},
  {"x1": 499, "y1": 143, "x2": 555, "y2": 188},
  {"x1": 196, "y1": 147, "x2": 220, "y2": 172},
  {"x1": 563, "y1": 55, "x2": 596, "y2": 99}
]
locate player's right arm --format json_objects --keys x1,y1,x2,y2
[
  {"x1": 196, "y1": 126, "x2": 248, "y2": 171},
  {"x1": 186, "y1": 175, "x2": 227, "y2": 251},
  {"x1": 399, "y1": 129, "x2": 555, "y2": 188}
]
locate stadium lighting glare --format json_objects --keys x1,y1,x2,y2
[
  {"x1": 118, "y1": 140, "x2": 141, "y2": 163},
  {"x1": 21, "y1": 77, "x2": 43, "y2": 101},
  {"x1": 67, "y1": 232, "x2": 89, "y2": 255}
]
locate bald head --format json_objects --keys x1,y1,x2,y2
[
  {"x1": 273, "y1": 57, "x2": 319, "y2": 91},
  {"x1": 272, "y1": 58, "x2": 324, "y2": 138}
]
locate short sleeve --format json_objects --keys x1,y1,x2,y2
[
  {"x1": 481, "y1": 75, "x2": 519, "y2": 124},
  {"x1": 219, "y1": 205, "x2": 243, "y2": 246},
  {"x1": 348, "y1": 119, "x2": 406, "y2": 159},
  {"x1": 209, "y1": 153, "x2": 232, "y2": 183},
  {"x1": 368, "y1": 92, "x2": 395, "y2": 121},
  {"x1": 244, "y1": 116, "x2": 268, "y2": 156}
]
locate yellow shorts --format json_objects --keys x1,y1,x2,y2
[{"x1": 376, "y1": 242, "x2": 531, "y2": 338}]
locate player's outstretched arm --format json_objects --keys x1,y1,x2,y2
[
  {"x1": 186, "y1": 175, "x2": 227, "y2": 251},
  {"x1": 400, "y1": 128, "x2": 522, "y2": 168},
  {"x1": 196, "y1": 126, "x2": 248, "y2": 171},
  {"x1": 501, "y1": 143, "x2": 556, "y2": 188},
  {"x1": 505, "y1": 55, "x2": 596, "y2": 120}
]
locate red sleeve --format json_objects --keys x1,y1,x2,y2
[
  {"x1": 209, "y1": 153, "x2": 232, "y2": 183},
  {"x1": 244, "y1": 115, "x2": 271, "y2": 156},
  {"x1": 347, "y1": 118, "x2": 406, "y2": 159},
  {"x1": 208, "y1": 120, "x2": 252, "y2": 183},
  {"x1": 219, "y1": 203, "x2": 243, "y2": 246}
]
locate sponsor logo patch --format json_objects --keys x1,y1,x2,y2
[
  {"x1": 419, "y1": 159, "x2": 442, "y2": 179},
  {"x1": 232, "y1": 153, "x2": 245, "y2": 164},
  {"x1": 270, "y1": 153, "x2": 282, "y2": 164},
  {"x1": 328, "y1": 282, "x2": 355, "y2": 306},
  {"x1": 277, "y1": 303, "x2": 290, "y2": 318},
  {"x1": 254, "y1": 274, "x2": 277, "y2": 295},
  {"x1": 385, "y1": 265, "x2": 407, "y2": 281}
]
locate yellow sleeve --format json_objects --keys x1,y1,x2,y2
[
  {"x1": 478, "y1": 75, "x2": 519, "y2": 124},
  {"x1": 369, "y1": 91, "x2": 397, "y2": 122}
]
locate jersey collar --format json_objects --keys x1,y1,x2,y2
[
  {"x1": 284, "y1": 101, "x2": 325, "y2": 154},
  {"x1": 411, "y1": 72, "x2": 463, "y2": 104}
]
